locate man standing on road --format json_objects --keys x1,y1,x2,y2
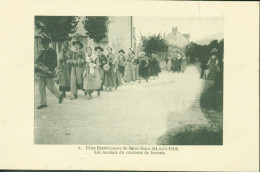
[{"x1": 35, "y1": 37, "x2": 63, "y2": 109}]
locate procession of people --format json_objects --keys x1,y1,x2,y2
[
  {"x1": 166, "y1": 51, "x2": 187, "y2": 73},
  {"x1": 35, "y1": 37, "x2": 222, "y2": 109},
  {"x1": 35, "y1": 38, "x2": 161, "y2": 109}
]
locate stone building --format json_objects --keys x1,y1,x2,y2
[{"x1": 164, "y1": 27, "x2": 190, "y2": 56}]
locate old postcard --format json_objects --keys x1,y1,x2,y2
[{"x1": 0, "y1": 0, "x2": 259, "y2": 171}]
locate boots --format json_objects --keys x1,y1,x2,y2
[
  {"x1": 37, "y1": 105, "x2": 47, "y2": 109},
  {"x1": 70, "y1": 94, "x2": 78, "y2": 100},
  {"x1": 87, "y1": 94, "x2": 92, "y2": 100},
  {"x1": 59, "y1": 95, "x2": 64, "y2": 104}
]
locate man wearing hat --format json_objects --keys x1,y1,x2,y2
[
  {"x1": 68, "y1": 40, "x2": 86, "y2": 99},
  {"x1": 95, "y1": 46, "x2": 107, "y2": 91},
  {"x1": 35, "y1": 37, "x2": 63, "y2": 109},
  {"x1": 118, "y1": 49, "x2": 126, "y2": 77}
]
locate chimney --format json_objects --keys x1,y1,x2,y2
[{"x1": 172, "y1": 27, "x2": 178, "y2": 35}]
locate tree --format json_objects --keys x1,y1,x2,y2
[
  {"x1": 35, "y1": 16, "x2": 79, "y2": 42},
  {"x1": 82, "y1": 17, "x2": 109, "y2": 43},
  {"x1": 185, "y1": 39, "x2": 224, "y2": 63},
  {"x1": 141, "y1": 34, "x2": 168, "y2": 55}
]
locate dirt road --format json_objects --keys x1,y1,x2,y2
[{"x1": 34, "y1": 65, "x2": 210, "y2": 145}]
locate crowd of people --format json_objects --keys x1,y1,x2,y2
[
  {"x1": 35, "y1": 38, "x2": 161, "y2": 109},
  {"x1": 165, "y1": 52, "x2": 187, "y2": 73}
]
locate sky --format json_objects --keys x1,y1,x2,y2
[{"x1": 133, "y1": 17, "x2": 224, "y2": 43}]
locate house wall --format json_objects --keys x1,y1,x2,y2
[
  {"x1": 80, "y1": 16, "x2": 132, "y2": 56},
  {"x1": 107, "y1": 16, "x2": 132, "y2": 54},
  {"x1": 35, "y1": 16, "x2": 133, "y2": 63}
]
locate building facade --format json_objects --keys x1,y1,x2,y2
[
  {"x1": 34, "y1": 16, "x2": 135, "y2": 62},
  {"x1": 164, "y1": 27, "x2": 190, "y2": 55}
]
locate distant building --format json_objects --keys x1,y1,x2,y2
[
  {"x1": 34, "y1": 16, "x2": 135, "y2": 61},
  {"x1": 164, "y1": 27, "x2": 190, "y2": 55}
]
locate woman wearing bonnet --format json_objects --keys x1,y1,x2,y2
[
  {"x1": 104, "y1": 47, "x2": 116, "y2": 92},
  {"x1": 207, "y1": 48, "x2": 219, "y2": 80},
  {"x1": 83, "y1": 47, "x2": 102, "y2": 100}
]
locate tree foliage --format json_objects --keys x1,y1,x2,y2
[
  {"x1": 35, "y1": 16, "x2": 79, "y2": 42},
  {"x1": 141, "y1": 34, "x2": 168, "y2": 55},
  {"x1": 185, "y1": 39, "x2": 224, "y2": 63},
  {"x1": 82, "y1": 17, "x2": 109, "y2": 43}
]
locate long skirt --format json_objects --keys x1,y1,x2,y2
[
  {"x1": 150, "y1": 65, "x2": 157, "y2": 76},
  {"x1": 139, "y1": 62, "x2": 150, "y2": 79},
  {"x1": 166, "y1": 60, "x2": 172, "y2": 71},
  {"x1": 83, "y1": 68, "x2": 101, "y2": 91},
  {"x1": 118, "y1": 66, "x2": 125, "y2": 77},
  {"x1": 59, "y1": 63, "x2": 71, "y2": 91},
  {"x1": 207, "y1": 62, "x2": 218, "y2": 80},
  {"x1": 104, "y1": 67, "x2": 115, "y2": 88},
  {"x1": 132, "y1": 64, "x2": 139, "y2": 81},
  {"x1": 114, "y1": 69, "x2": 122, "y2": 87},
  {"x1": 171, "y1": 60, "x2": 176, "y2": 72},
  {"x1": 132, "y1": 64, "x2": 136, "y2": 81},
  {"x1": 124, "y1": 62, "x2": 133, "y2": 82},
  {"x1": 181, "y1": 60, "x2": 186, "y2": 72},
  {"x1": 175, "y1": 59, "x2": 182, "y2": 72}
]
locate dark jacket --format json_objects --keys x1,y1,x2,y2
[
  {"x1": 98, "y1": 54, "x2": 107, "y2": 68},
  {"x1": 36, "y1": 48, "x2": 57, "y2": 71}
]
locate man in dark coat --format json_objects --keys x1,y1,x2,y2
[{"x1": 35, "y1": 37, "x2": 63, "y2": 109}]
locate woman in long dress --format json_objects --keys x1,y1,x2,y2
[
  {"x1": 171, "y1": 54, "x2": 176, "y2": 72},
  {"x1": 181, "y1": 53, "x2": 187, "y2": 73},
  {"x1": 128, "y1": 48, "x2": 136, "y2": 81},
  {"x1": 155, "y1": 54, "x2": 161, "y2": 75},
  {"x1": 83, "y1": 47, "x2": 101, "y2": 100},
  {"x1": 207, "y1": 48, "x2": 219, "y2": 80},
  {"x1": 112, "y1": 54, "x2": 122, "y2": 89},
  {"x1": 95, "y1": 46, "x2": 107, "y2": 91},
  {"x1": 104, "y1": 47, "x2": 116, "y2": 91},
  {"x1": 175, "y1": 53, "x2": 182, "y2": 73},
  {"x1": 138, "y1": 52, "x2": 150, "y2": 83},
  {"x1": 67, "y1": 40, "x2": 86, "y2": 100},
  {"x1": 58, "y1": 41, "x2": 72, "y2": 97},
  {"x1": 133, "y1": 53, "x2": 139, "y2": 81},
  {"x1": 124, "y1": 50, "x2": 134, "y2": 83},
  {"x1": 166, "y1": 55, "x2": 172, "y2": 72},
  {"x1": 149, "y1": 54, "x2": 158, "y2": 77},
  {"x1": 118, "y1": 49, "x2": 126, "y2": 78}
]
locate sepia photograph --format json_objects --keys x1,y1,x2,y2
[
  {"x1": 0, "y1": 0, "x2": 259, "y2": 171},
  {"x1": 34, "y1": 16, "x2": 224, "y2": 145}
]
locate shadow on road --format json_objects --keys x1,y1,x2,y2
[{"x1": 157, "y1": 64, "x2": 223, "y2": 145}]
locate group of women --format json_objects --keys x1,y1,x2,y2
[
  {"x1": 166, "y1": 52, "x2": 187, "y2": 73},
  {"x1": 58, "y1": 40, "x2": 161, "y2": 100}
]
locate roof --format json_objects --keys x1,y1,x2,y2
[{"x1": 164, "y1": 27, "x2": 190, "y2": 48}]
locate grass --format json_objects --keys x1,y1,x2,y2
[
  {"x1": 166, "y1": 125, "x2": 223, "y2": 145},
  {"x1": 160, "y1": 76, "x2": 223, "y2": 145},
  {"x1": 200, "y1": 82, "x2": 223, "y2": 111}
]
